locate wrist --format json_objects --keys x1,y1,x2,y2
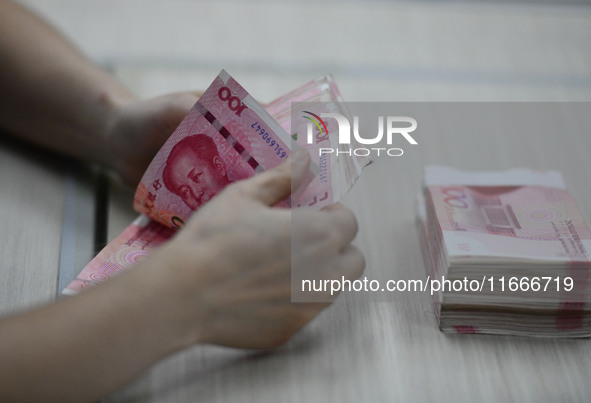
[{"x1": 125, "y1": 244, "x2": 211, "y2": 351}]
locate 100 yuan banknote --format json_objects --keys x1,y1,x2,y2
[
  {"x1": 134, "y1": 70, "x2": 296, "y2": 229},
  {"x1": 63, "y1": 71, "x2": 364, "y2": 295},
  {"x1": 62, "y1": 216, "x2": 172, "y2": 295}
]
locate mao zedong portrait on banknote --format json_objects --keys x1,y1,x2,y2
[{"x1": 162, "y1": 134, "x2": 234, "y2": 210}]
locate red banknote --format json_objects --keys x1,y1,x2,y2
[{"x1": 63, "y1": 71, "x2": 369, "y2": 295}]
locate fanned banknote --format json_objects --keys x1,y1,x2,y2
[
  {"x1": 417, "y1": 166, "x2": 591, "y2": 337},
  {"x1": 266, "y1": 75, "x2": 371, "y2": 208},
  {"x1": 63, "y1": 71, "x2": 369, "y2": 295}
]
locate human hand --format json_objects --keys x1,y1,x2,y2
[
  {"x1": 143, "y1": 149, "x2": 365, "y2": 350},
  {"x1": 104, "y1": 92, "x2": 202, "y2": 186}
]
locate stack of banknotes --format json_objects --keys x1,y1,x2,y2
[
  {"x1": 417, "y1": 166, "x2": 591, "y2": 337},
  {"x1": 63, "y1": 70, "x2": 370, "y2": 295}
]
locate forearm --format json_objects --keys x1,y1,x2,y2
[
  {"x1": 0, "y1": 151, "x2": 364, "y2": 400},
  {"x1": 0, "y1": 0, "x2": 135, "y2": 165},
  {"x1": 0, "y1": 253, "x2": 193, "y2": 402}
]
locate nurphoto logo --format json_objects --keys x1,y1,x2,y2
[{"x1": 303, "y1": 111, "x2": 418, "y2": 157}]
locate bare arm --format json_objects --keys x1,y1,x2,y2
[
  {"x1": 0, "y1": 151, "x2": 364, "y2": 402},
  {"x1": 0, "y1": 2, "x2": 365, "y2": 401},
  {"x1": 0, "y1": 0, "x2": 199, "y2": 185}
]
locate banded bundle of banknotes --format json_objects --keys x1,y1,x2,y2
[
  {"x1": 417, "y1": 166, "x2": 591, "y2": 337},
  {"x1": 63, "y1": 70, "x2": 370, "y2": 295}
]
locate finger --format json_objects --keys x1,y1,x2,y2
[
  {"x1": 148, "y1": 93, "x2": 201, "y2": 134},
  {"x1": 173, "y1": 90, "x2": 203, "y2": 103},
  {"x1": 186, "y1": 90, "x2": 204, "y2": 99},
  {"x1": 336, "y1": 244, "x2": 365, "y2": 281},
  {"x1": 288, "y1": 148, "x2": 312, "y2": 195},
  {"x1": 167, "y1": 90, "x2": 203, "y2": 99},
  {"x1": 321, "y1": 203, "x2": 359, "y2": 246},
  {"x1": 167, "y1": 92, "x2": 200, "y2": 113},
  {"x1": 312, "y1": 245, "x2": 365, "y2": 300},
  {"x1": 236, "y1": 148, "x2": 311, "y2": 206}
]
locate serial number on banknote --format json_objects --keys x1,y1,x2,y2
[{"x1": 250, "y1": 121, "x2": 287, "y2": 158}]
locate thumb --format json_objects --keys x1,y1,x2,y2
[
  {"x1": 154, "y1": 91, "x2": 200, "y2": 132},
  {"x1": 239, "y1": 148, "x2": 311, "y2": 206}
]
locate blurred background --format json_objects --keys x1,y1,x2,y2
[{"x1": 15, "y1": 0, "x2": 591, "y2": 103}]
